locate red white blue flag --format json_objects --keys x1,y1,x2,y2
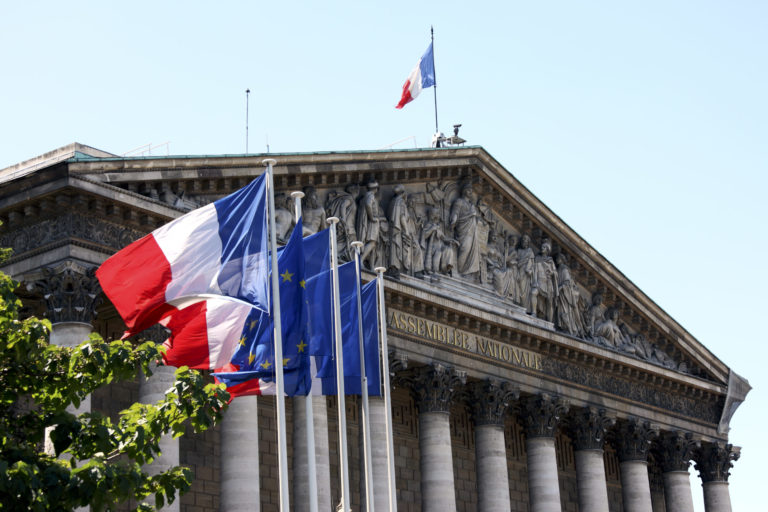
[
  {"x1": 96, "y1": 174, "x2": 269, "y2": 337},
  {"x1": 396, "y1": 42, "x2": 435, "y2": 109}
]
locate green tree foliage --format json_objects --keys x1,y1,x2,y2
[{"x1": 0, "y1": 264, "x2": 230, "y2": 511}]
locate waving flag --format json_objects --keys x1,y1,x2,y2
[
  {"x1": 395, "y1": 42, "x2": 435, "y2": 109},
  {"x1": 96, "y1": 174, "x2": 269, "y2": 337}
]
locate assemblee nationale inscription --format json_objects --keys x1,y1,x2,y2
[{"x1": 388, "y1": 309, "x2": 544, "y2": 371}]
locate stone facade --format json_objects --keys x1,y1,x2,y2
[{"x1": 0, "y1": 143, "x2": 750, "y2": 511}]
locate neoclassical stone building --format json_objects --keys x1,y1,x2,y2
[{"x1": 0, "y1": 143, "x2": 750, "y2": 512}]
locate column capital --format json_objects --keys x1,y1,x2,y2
[
  {"x1": 411, "y1": 363, "x2": 466, "y2": 414},
  {"x1": 468, "y1": 379, "x2": 519, "y2": 427},
  {"x1": 613, "y1": 418, "x2": 658, "y2": 462},
  {"x1": 570, "y1": 407, "x2": 615, "y2": 451},
  {"x1": 31, "y1": 263, "x2": 102, "y2": 324},
  {"x1": 656, "y1": 431, "x2": 698, "y2": 473},
  {"x1": 520, "y1": 393, "x2": 569, "y2": 439},
  {"x1": 694, "y1": 442, "x2": 740, "y2": 483}
]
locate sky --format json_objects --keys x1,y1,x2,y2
[{"x1": 2, "y1": 1, "x2": 766, "y2": 509}]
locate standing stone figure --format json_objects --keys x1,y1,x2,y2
[
  {"x1": 301, "y1": 186, "x2": 326, "y2": 236},
  {"x1": 486, "y1": 231, "x2": 517, "y2": 299},
  {"x1": 516, "y1": 234, "x2": 536, "y2": 312},
  {"x1": 531, "y1": 239, "x2": 558, "y2": 322},
  {"x1": 449, "y1": 184, "x2": 482, "y2": 279},
  {"x1": 421, "y1": 208, "x2": 455, "y2": 275},
  {"x1": 584, "y1": 293, "x2": 604, "y2": 339},
  {"x1": 388, "y1": 185, "x2": 424, "y2": 277},
  {"x1": 356, "y1": 182, "x2": 388, "y2": 269},
  {"x1": 274, "y1": 193, "x2": 294, "y2": 244},
  {"x1": 555, "y1": 252, "x2": 586, "y2": 337},
  {"x1": 325, "y1": 182, "x2": 359, "y2": 261}
]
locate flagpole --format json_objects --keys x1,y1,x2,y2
[
  {"x1": 431, "y1": 26, "x2": 439, "y2": 136},
  {"x1": 352, "y1": 241, "x2": 374, "y2": 512},
  {"x1": 291, "y1": 190, "x2": 319, "y2": 512},
  {"x1": 374, "y1": 267, "x2": 398, "y2": 512},
  {"x1": 264, "y1": 158, "x2": 290, "y2": 511},
  {"x1": 328, "y1": 217, "x2": 351, "y2": 512}
]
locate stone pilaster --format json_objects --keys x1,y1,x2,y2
[
  {"x1": 614, "y1": 419, "x2": 658, "y2": 512},
  {"x1": 569, "y1": 408, "x2": 614, "y2": 512},
  {"x1": 412, "y1": 363, "x2": 465, "y2": 512},
  {"x1": 139, "y1": 364, "x2": 180, "y2": 512},
  {"x1": 657, "y1": 431, "x2": 697, "y2": 512},
  {"x1": 521, "y1": 394, "x2": 569, "y2": 512},
  {"x1": 221, "y1": 396, "x2": 260, "y2": 512},
  {"x1": 468, "y1": 380, "x2": 518, "y2": 512},
  {"x1": 694, "y1": 442, "x2": 739, "y2": 512}
]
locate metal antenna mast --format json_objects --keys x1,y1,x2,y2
[{"x1": 245, "y1": 88, "x2": 251, "y2": 153}]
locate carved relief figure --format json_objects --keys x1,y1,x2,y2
[
  {"x1": 388, "y1": 185, "x2": 424, "y2": 277},
  {"x1": 301, "y1": 186, "x2": 326, "y2": 236},
  {"x1": 325, "y1": 182, "x2": 359, "y2": 261},
  {"x1": 356, "y1": 182, "x2": 388, "y2": 269},
  {"x1": 531, "y1": 239, "x2": 558, "y2": 322},
  {"x1": 449, "y1": 184, "x2": 482, "y2": 279},
  {"x1": 555, "y1": 252, "x2": 586, "y2": 337},
  {"x1": 584, "y1": 293, "x2": 603, "y2": 338},
  {"x1": 594, "y1": 307, "x2": 625, "y2": 348},
  {"x1": 486, "y1": 231, "x2": 518, "y2": 299},
  {"x1": 421, "y1": 208, "x2": 456, "y2": 275},
  {"x1": 516, "y1": 234, "x2": 536, "y2": 313},
  {"x1": 274, "y1": 193, "x2": 294, "y2": 245}
]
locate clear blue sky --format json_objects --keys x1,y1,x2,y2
[{"x1": 2, "y1": 2, "x2": 766, "y2": 510}]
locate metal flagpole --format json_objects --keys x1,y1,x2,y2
[
  {"x1": 291, "y1": 190, "x2": 319, "y2": 512},
  {"x1": 352, "y1": 241, "x2": 374, "y2": 512},
  {"x1": 328, "y1": 217, "x2": 351, "y2": 512},
  {"x1": 431, "y1": 26, "x2": 439, "y2": 136},
  {"x1": 263, "y1": 159, "x2": 290, "y2": 511},
  {"x1": 374, "y1": 267, "x2": 398, "y2": 512},
  {"x1": 246, "y1": 89, "x2": 250, "y2": 153}
]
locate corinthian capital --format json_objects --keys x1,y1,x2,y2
[
  {"x1": 570, "y1": 407, "x2": 615, "y2": 450},
  {"x1": 468, "y1": 379, "x2": 519, "y2": 426},
  {"x1": 656, "y1": 431, "x2": 699, "y2": 473},
  {"x1": 520, "y1": 393, "x2": 569, "y2": 439},
  {"x1": 31, "y1": 263, "x2": 102, "y2": 324},
  {"x1": 411, "y1": 363, "x2": 466, "y2": 414},
  {"x1": 613, "y1": 418, "x2": 658, "y2": 462},
  {"x1": 694, "y1": 442, "x2": 740, "y2": 483}
]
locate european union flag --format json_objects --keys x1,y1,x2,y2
[{"x1": 215, "y1": 222, "x2": 332, "y2": 396}]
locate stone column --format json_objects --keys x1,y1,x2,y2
[
  {"x1": 468, "y1": 379, "x2": 518, "y2": 512},
  {"x1": 369, "y1": 396, "x2": 390, "y2": 511},
  {"x1": 569, "y1": 407, "x2": 615, "y2": 512},
  {"x1": 615, "y1": 419, "x2": 658, "y2": 512},
  {"x1": 694, "y1": 442, "x2": 740, "y2": 512},
  {"x1": 657, "y1": 431, "x2": 697, "y2": 512},
  {"x1": 221, "y1": 395, "x2": 260, "y2": 512},
  {"x1": 520, "y1": 393, "x2": 569, "y2": 512},
  {"x1": 38, "y1": 265, "x2": 101, "y2": 416},
  {"x1": 292, "y1": 395, "x2": 332, "y2": 512},
  {"x1": 412, "y1": 363, "x2": 466, "y2": 512},
  {"x1": 139, "y1": 364, "x2": 180, "y2": 512}
]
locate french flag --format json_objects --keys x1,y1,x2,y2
[
  {"x1": 395, "y1": 42, "x2": 435, "y2": 109},
  {"x1": 96, "y1": 174, "x2": 269, "y2": 338}
]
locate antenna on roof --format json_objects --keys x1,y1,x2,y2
[
  {"x1": 432, "y1": 124, "x2": 466, "y2": 148},
  {"x1": 245, "y1": 88, "x2": 251, "y2": 153}
]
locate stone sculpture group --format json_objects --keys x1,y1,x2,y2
[{"x1": 274, "y1": 178, "x2": 682, "y2": 372}]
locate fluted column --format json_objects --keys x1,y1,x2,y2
[
  {"x1": 221, "y1": 396, "x2": 260, "y2": 511},
  {"x1": 412, "y1": 363, "x2": 465, "y2": 512},
  {"x1": 468, "y1": 380, "x2": 519, "y2": 512},
  {"x1": 520, "y1": 393, "x2": 569, "y2": 512},
  {"x1": 694, "y1": 442, "x2": 739, "y2": 512},
  {"x1": 657, "y1": 431, "x2": 697, "y2": 512},
  {"x1": 570, "y1": 407, "x2": 615, "y2": 512},
  {"x1": 615, "y1": 419, "x2": 657, "y2": 512},
  {"x1": 292, "y1": 395, "x2": 332, "y2": 512},
  {"x1": 139, "y1": 364, "x2": 180, "y2": 512}
]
